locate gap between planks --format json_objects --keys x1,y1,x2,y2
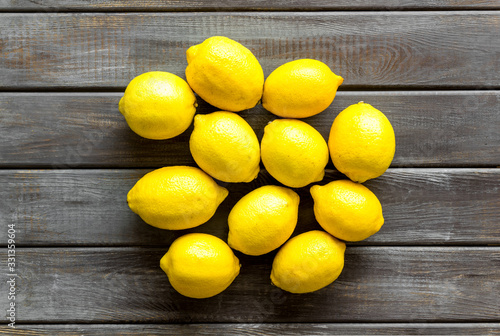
[{"x1": 1, "y1": 4, "x2": 500, "y2": 13}]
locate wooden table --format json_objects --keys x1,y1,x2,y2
[{"x1": 1, "y1": 1, "x2": 499, "y2": 335}]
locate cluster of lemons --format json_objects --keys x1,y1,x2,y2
[{"x1": 120, "y1": 36, "x2": 396, "y2": 299}]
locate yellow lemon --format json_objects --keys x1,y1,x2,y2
[
  {"x1": 228, "y1": 185, "x2": 300, "y2": 256},
  {"x1": 186, "y1": 36, "x2": 264, "y2": 112},
  {"x1": 127, "y1": 166, "x2": 228, "y2": 230},
  {"x1": 310, "y1": 180, "x2": 384, "y2": 242},
  {"x1": 329, "y1": 102, "x2": 396, "y2": 183},
  {"x1": 262, "y1": 59, "x2": 343, "y2": 118},
  {"x1": 271, "y1": 230, "x2": 346, "y2": 294},
  {"x1": 119, "y1": 71, "x2": 197, "y2": 140},
  {"x1": 261, "y1": 119, "x2": 329, "y2": 188},
  {"x1": 160, "y1": 233, "x2": 240, "y2": 299},
  {"x1": 189, "y1": 111, "x2": 260, "y2": 183}
]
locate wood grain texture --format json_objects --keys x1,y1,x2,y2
[
  {"x1": 1, "y1": 91, "x2": 499, "y2": 168},
  {"x1": 0, "y1": 168, "x2": 498, "y2": 246},
  {"x1": 0, "y1": 246, "x2": 498, "y2": 322},
  {"x1": 2, "y1": 0, "x2": 500, "y2": 11},
  {"x1": 1, "y1": 13, "x2": 499, "y2": 88},
  {"x1": 2, "y1": 323, "x2": 500, "y2": 335},
  {"x1": 0, "y1": 4, "x2": 498, "y2": 332}
]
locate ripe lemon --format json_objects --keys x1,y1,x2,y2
[
  {"x1": 186, "y1": 36, "x2": 264, "y2": 112},
  {"x1": 160, "y1": 233, "x2": 240, "y2": 299},
  {"x1": 119, "y1": 71, "x2": 197, "y2": 140},
  {"x1": 228, "y1": 185, "x2": 300, "y2": 256},
  {"x1": 271, "y1": 230, "x2": 346, "y2": 294},
  {"x1": 127, "y1": 166, "x2": 228, "y2": 230},
  {"x1": 189, "y1": 111, "x2": 260, "y2": 183},
  {"x1": 310, "y1": 180, "x2": 384, "y2": 242},
  {"x1": 261, "y1": 119, "x2": 329, "y2": 188},
  {"x1": 329, "y1": 102, "x2": 396, "y2": 183},
  {"x1": 262, "y1": 59, "x2": 343, "y2": 118}
]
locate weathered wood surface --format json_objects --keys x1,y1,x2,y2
[
  {"x1": 2, "y1": 0, "x2": 500, "y2": 11},
  {"x1": 1, "y1": 13, "x2": 499, "y2": 89},
  {"x1": 1, "y1": 2, "x2": 499, "y2": 334},
  {"x1": 1, "y1": 168, "x2": 498, "y2": 246},
  {"x1": 1, "y1": 91, "x2": 499, "y2": 168},
  {"x1": 0, "y1": 246, "x2": 498, "y2": 322},
  {"x1": 2, "y1": 323, "x2": 500, "y2": 335}
]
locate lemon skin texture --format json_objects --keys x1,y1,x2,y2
[
  {"x1": 186, "y1": 36, "x2": 264, "y2": 112},
  {"x1": 261, "y1": 119, "x2": 329, "y2": 188},
  {"x1": 127, "y1": 166, "x2": 228, "y2": 230},
  {"x1": 328, "y1": 102, "x2": 396, "y2": 183},
  {"x1": 189, "y1": 111, "x2": 260, "y2": 183},
  {"x1": 262, "y1": 59, "x2": 343, "y2": 118},
  {"x1": 160, "y1": 233, "x2": 240, "y2": 299},
  {"x1": 228, "y1": 185, "x2": 300, "y2": 256},
  {"x1": 271, "y1": 230, "x2": 346, "y2": 294},
  {"x1": 119, "y1": 71, "x2": 197, "y2": 140},
  {"x1": 311, "y1": 180, "x2": 384, "y2": 242}
]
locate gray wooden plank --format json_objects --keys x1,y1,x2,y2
[
  {"x1": 2, "y1": 323, "x2": 500, "y2": 335},
  {"x1": 1, "y1": 0, "x2": 500, "y2": 11},
  {"x1": 0, "y1": 91, "x2": 498, "y2": 167},
  {"x1": 0, "y1": 168, "x2": 498, "y2": 246},
  {"x1": 0, "y1": 12, "x2": 499, "y2": 89},
  {"x1": 0, "y1": 246, "x2": 498, "y2": 322}
]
